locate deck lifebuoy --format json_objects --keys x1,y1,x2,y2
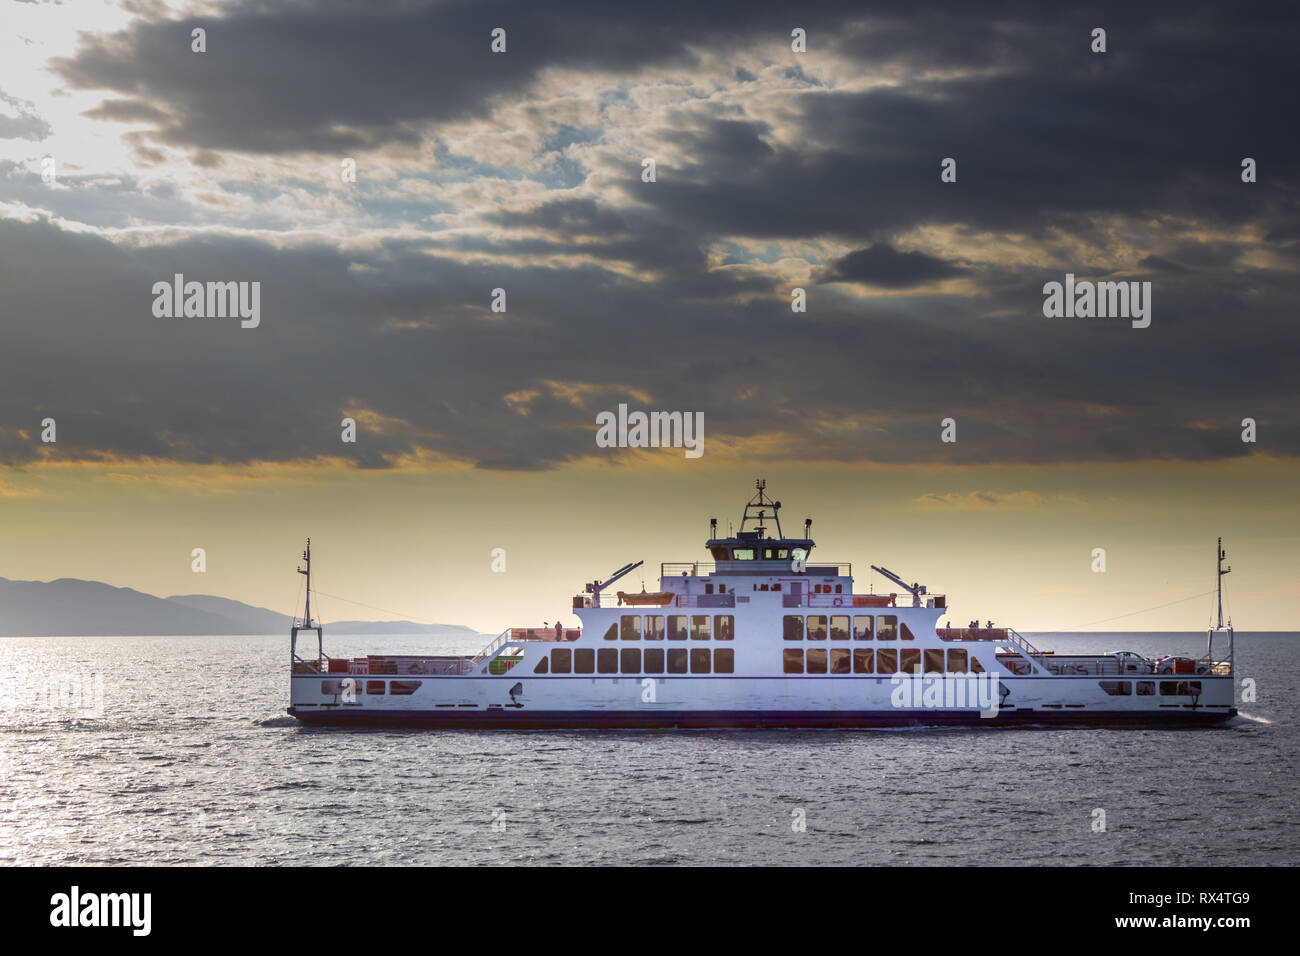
[{"x1": 833, "y1": 597, "x2": 843, "y2": 607}]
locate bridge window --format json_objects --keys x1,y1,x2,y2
[
  {"x1": 575, "y1": 648, "x2": 594, "y2": 674},
  {"x1": 806, "y1": 648, "x2": 828, "y2": 674},
  {"x1": 602, "y1": 623, "x2": 617, "y2": 641},
  {"x1": 924, "y1": 649, "x2": 945, "y2": 675},
  {"x1": 714, "y1": 615, "x2": 734, "y2": 640},
  {"x1": 714, "y1": 648, "x2": 734, "y2": 673},
  {"x1": 733, "y1": 549, "x2": 755, "y2": 560},
  {"x1": 691, "y1": 648, "x2": 711, "y2": 673},
  {"x1": 830, "y1": 648, "x2": 851, "y2": 674},
  {"x1": 644, "y1": 648, "x2": 665, "y2": 674},
  {"x1": 668, "y1": 615, "x2": 689, "y2": 640},
  {"x1": 877, "y1": 615, "x2": 898, "y2": 641},
  {"x1": 947, "y1": 649, "x2": 968, "y2": 673},
  {"x1": 854, "y1": 616, "x2": 873, "y2": 640},
  {"x1": 853, "y1": 649, "x2": 874, "y2": 673},
  {"x1": 533, "y1": 656, "x2": 549, "y2": 674},
  {"x1": 705, "y1": 583, "x2": 714, "y2": 594},
  {"x1": 645, "y1": 615, "x2": 665, "y2": 640},
  {"x1": 783, "y1": 649, "x2": 804, "y2": 674},
  {"x1": 1099, "y1": 681, "x2": 1131, "y2": 696},
  {"x1": 597, "y1": 648, "x2": 619, "y2": 674},
  {"x1": 621, "y1": 615, "x2": 641, "y2": 640},
  {"x1": 667, "y1": 648, "x2": 689, "y2": 674},
  {"x1": 621, "y1": 649, "x2": 641, "y2": 674},
  {"x1": 900, "y1": 622, "x2": 916, "y2": 640},
  {"x1": 830, "y1": 615, "x2": 850, "y2": 640},
  {"x1": 876, "y1": 648, "x2": 898, "y2": 674},
  {"x1": 807, "y1": 615, "x2": 828, "y2": 640},
  {"x1": 691, "y1": 615, "x2": 711, "y2": 640},
  {"x1": 900, "y1": 648, "x2": 920, "y2": 674},
  {"x1": 783, "y1": 615, "x2": 804, "y2": 640},
  {"x1": 835, "y1": 584, "x2": 843, "y2": 594},
  {"x1": 551, "y1": 649, "x2": 572, "y2": 674}
]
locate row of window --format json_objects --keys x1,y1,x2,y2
[
  {"x1": 782, "y1": 647, "x2": 984, "y2": 675},
  {"x1": 602, "y1": 614, "x2": 921, "y2": 642},
  {"x1": 700, "y1": 582, "x2": 844, "y2": 594},
  {"x1": 537, "y1": 647, "x2": 735, "y2": 675},
  {"x1": 784, "y1": 614, "x2": 914, "y2": 641},
  {"x1": 320, "y1": 679, "x2": 421, "y2": 696},
  {"x1": 711, "y1": 546, "x2": 797, "y2": 561},
  {"x1": 604, "y1": 614, "x2": 735, "y2": 641},
  {"x1": 1100, "y1": 680, "x2": 1203, "y2": 696}
]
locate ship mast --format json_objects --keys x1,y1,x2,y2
[
  {"x1": 300, "y1": 538, "x2": 313, "y2": 629},
  {"x1": 1215, "y1": 536, "x2": 1230, "y2": 630},
  {"x1": 291, "y1": 538, "x2": 324, "y2": 666},
  {"x1": 1206, "y1": 537, "x2": 1233, "y2": 667}
]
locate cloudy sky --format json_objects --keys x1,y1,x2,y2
[{"x1": 1, "y1": 0, "x2": 1296, "y2": 632}]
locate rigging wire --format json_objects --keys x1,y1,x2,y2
[
  {"x1": 290, "y1": 575, "x2": 304, "y2": 623},
  {"x1": 310, "y1": 586, "x2": 437, "y2": 626},
  {"x1": 1043, "y1": 589, "x2": 1215, "y2": 632}
]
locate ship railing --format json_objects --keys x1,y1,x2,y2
[
  {"x1": 667, "y1": 594, "x2": 736, "y2": 608},
  {"x1": 1001, "y1": 628, "x2": 1054, "y2": 675},
  {"x1": 661, "y1": 561, "x2": 854, "y2": 578},
  {"x1": 470, "y1": 629, "x2": 513, "y2": 667},
  {"x1": 470, "y1": 626, "x2": 579, "y2": 667}
]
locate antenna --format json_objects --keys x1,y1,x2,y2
[{"x1": 740, "y1": 478, "x2": 786, "y2": 538}]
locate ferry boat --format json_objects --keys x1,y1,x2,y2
[{"x1": 287, "y1": 482, "x2": 1237, "y2": 727}]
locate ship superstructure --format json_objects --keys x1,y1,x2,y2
[{"x1": 288, "y1": 481, "x2": 1236, "y2": 727}]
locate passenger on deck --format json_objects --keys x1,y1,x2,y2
[{"x1": 555, "y1": 620, "x2": 564, "y2": 641}]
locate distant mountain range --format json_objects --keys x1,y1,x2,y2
[{"x1": 0, "y1": 577, "x2": 483, "y2": 638}]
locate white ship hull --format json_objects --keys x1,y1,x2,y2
[
  {"x1": 289, "y1": 673, "x2": 1236, "y2": 727},
  {"x1": 286, "y1": 485, "x2": 1239, "y2": 729}
]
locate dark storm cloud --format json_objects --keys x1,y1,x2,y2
[
  {"x1": 819, "y1": 244, "x2": 967, "y2": 288},
  {"x1": 583, "y1": 2, "x2": 1296, "y2": 248},
  {"x1": 51, "y1": 0, "x2": 863, "y2": 154},
  {"x1": 11, "y1": 1, "x2": 1300, "y2": 469},
  {"x1": 2, "y1": 216, "x2": 1298, "y2": 471}
]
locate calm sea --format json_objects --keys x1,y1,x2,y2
[{"x1": 0, "y1": 632, "x2": 1293, "y2": 866}]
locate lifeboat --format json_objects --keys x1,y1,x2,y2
[{"x1": 617, "y1": 590, "x2": 676, "y2": 606}]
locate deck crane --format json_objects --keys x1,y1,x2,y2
[
  {"x1": 586, "y1": 560, "x2": 645, "y2": 607},
  {"x1": 869, "y1": 564, "x2": 927, "y2": 607}
]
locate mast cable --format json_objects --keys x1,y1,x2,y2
[{"x1": 1043, "y1": 589, "x2": 1215, "y2": 632}]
